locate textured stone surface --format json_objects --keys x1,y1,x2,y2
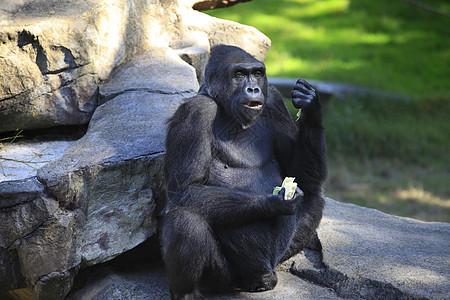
[
  {"x1": 181, "y1": 7, "x2": 270, "y2": 63},
  {"x1": 68, "y1": 197, "x2": 450, "y2": 299},
  {"x1": 0, "y1": 0, "x2": 272, "y2": 298},
  {"x1": 0, "y1": 178, "x2": 57, "y2": 292},
  {"x1": 291, "y1": 198, "x2": 450, "y2": 300},
  {"x1": 99, "y1": 47, "x2": 199, "y2": 104},
  {"x1": 35, "y1": 88, "x2": 187, "y2": 266},
  {"x1": 0, "y1": 248, "x2": 27, "y2": 292},
  {"x1": 0, "y1": 141, "x2": 75, "y2": 183},
  {"x1": 0, "y1": 178, "x2": 58, "y2": 249},
  {"x1": 15, "y1": 209, "x2": 79, "y2": 297},
  {"x1": 68, "y1": 255, "x2": 344, "y2": 300},
  {"x1": 0, "y1": 0, "x2": 270, "y2": 133}
]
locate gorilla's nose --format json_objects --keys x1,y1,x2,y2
[{"x1": 246, "y1": 86, "x2": 260, "y2": 95}]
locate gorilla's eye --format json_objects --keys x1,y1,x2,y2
[
  {"x1": 254, "y1": 70, "x2": 263, "y2": 77},
  {"x1": 234, "y1": 71, "x2": 245, "y2": 78}
]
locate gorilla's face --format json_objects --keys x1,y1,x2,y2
[
  {"x1": 227, "y1": 61, "x2": 267, "y2": 128},
  {"x1": 199, "y1": 45, "x2": 268, "y2": 129}
]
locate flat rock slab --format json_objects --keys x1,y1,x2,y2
[
  {"x1": 98, "y1": 48, "x2": 199, "y2": 103},
  {"x1": 292, "y1": 198, "x2": 450, "y2": 300},
  {"x1": 0, "y1": 140, "x2": 75, "y2": 182},
  {"x1": 68, "y1": 261, "x2": 343, "y2": 300},
  {"x1": 67, "y1": 198, "x2": 449, "y2": 300}
]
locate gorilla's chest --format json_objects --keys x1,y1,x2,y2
[
  {"x1": 209, "y1": 118, "x2": 282, "y2": 193},
  {"x1": 213, "y1": 118, "x2": 274, "y2": 167}
]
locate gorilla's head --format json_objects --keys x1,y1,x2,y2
[{"x1": 199, "y1": 45, "x2": 268, "y2": 129}]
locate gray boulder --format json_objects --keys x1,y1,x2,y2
[
  {"x1": 66, "y1": 198, "x2": 450, "y2": 299},
  {"x1": 0, "y1": 0, "x2": 271, "y2": 298},
  {"x1": 12, "y1": 51, "x2": 195, "y2": 298},
  {"x1": 0, "y1": 0, "x2": 270, "y2": 133},
  {"x1": 67, "y1": 261, "x2": 344, "y2": 300},
  {"x1": 291, "y1": 198, "x2": 450, "y2": 300},
  {"x1": 0, "y1": 140, "x2": 76, "y2": 182},
  {"x1": 0, "y1": 49, "x2": 193, "y2": 298}
]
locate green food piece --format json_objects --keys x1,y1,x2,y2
[
  {"x1": 282, "y1": 177, "x2": 297, "y2": 200},
  {"x1": 296, "y1": 109, "x2": 302, "y2": 120},
  {"x1": 282, "y1": 177, "x2": 295, "y2": 186},
  {"x1": 272, "y1": 177, "x2": 297, "y2": 200},
  {"x1": 273, "y1": 186, "x2": 282, "y2": 195}
]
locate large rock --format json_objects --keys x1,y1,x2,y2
[
  {"x1": 67, "y1": 260, "x2": 345, "y2": 300},
  {"x1": 29, "y1": 50, "x2": 196, "y2": 298},
  {"x1": 291, "y1": 198, "x2": 450, "y2": 300},
  {"x1": 0, "y1": 0, "x2": 270, "y2": 133},
  {"x1": 0, "y1": 177, "x2": 57, "y2": 292},
  {"x1": 0, "y1": 1, "x2": 271, "y2": 298},
  {"x1": 66, "y1": 198, "x2": 450, "y2": 299},
  {"x1": 99, "y1": 47, "x2": 199, "y2": 103},
  {"x1": 0, "y1": 140, "x2": 76, "y2": 182},
  {"x1": 180, "y1": 6, "x2": 270, "y2": 63}
]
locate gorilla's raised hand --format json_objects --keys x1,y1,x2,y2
[
  {"x1": 291, "y1": 79, "x2": 317, "y2": 109},
  {"x1": 291, "y1": 78, "x2": 322, "y2": 124},
  {"x1": 270, "y1": 187, "x2": 304, "y2": 215}
]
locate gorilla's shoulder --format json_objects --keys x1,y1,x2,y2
[
  {"x1": 169, "y1": 94, "x2": 218, "y2": 127},
  {"x1": 267, "y1": 86, "x2": 284, "y2": 106},
  {"x1": 265, "y1": 86, "x2": 291, "y2": 118},
  {"x1": 180, "y1": 94, "x2": 218, "y2": 113}
]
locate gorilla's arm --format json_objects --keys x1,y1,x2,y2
[
  {"x1": 290, "y1": 79, "x2": 327, "y2": 196},
  {"x1": 171, "y1": 186, "x2": 298, "y2": 227},
  {"x1": 271, "y1": 81, "x2": 327, "y2": 196},
  {"x1": 165, "y1": 95, "x2": 300, "y2": 227},
  {"x1": 270, "y1": 80, "x2": 327, "y2": 257}
]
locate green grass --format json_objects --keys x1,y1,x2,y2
[
  {"x1": 327, "y1": 157, "x2": 449, "y2": 222},
  {"x1": 207, "y1": 0, "x2": 450, "y2": 99},
  {"x1": 324, "y1": 96, "x2": 449, "y2": 222},
  {"x1": 208, "y1": 0, "x2": 450, "y2": 222},
  {"x1": 323, "y1": 96, "x2": 450, "y2": 167}
]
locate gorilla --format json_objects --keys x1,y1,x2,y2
[{"x1": 161, "y1": 44, "x2": 327, "y2": 299}]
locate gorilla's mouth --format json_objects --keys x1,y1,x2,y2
[{"x1": 244, "y1": 101, "x2": 263, "y2": 109}]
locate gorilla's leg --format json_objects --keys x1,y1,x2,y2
[
  {"x1": 239, "y1": 270, "x2": 278, "y2": 292},
  {"x1": 161, "y1": 207, "x2": 232, "y2": 299},
  {"x1": 217, "y1": 216, "x2": 300, "y2": 292},
  {"x1": 279, "y1": 195, "x2": 324, "y2": 263},
  {"x1": 280, "y1": 229, "x2": 321, "y2": 263}
]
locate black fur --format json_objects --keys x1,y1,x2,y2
[{"x1": 161, "y1": 44, "x2": 327, "y2": 299}]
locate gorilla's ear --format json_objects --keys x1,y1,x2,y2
[
  {"x1": 198, "y1": 71, "x2": 225, "y2": 100},
  {"x1": 198, "y1": 46, "x2": 230, "y2": 99}
]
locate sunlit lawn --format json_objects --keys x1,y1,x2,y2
[
  {"x1": 207, "y1": 0, "x2": 450, "y2": 222},
  {"x1": 327, "y1": 157, "x2": 450, "y2": 222},
  {"x1": 208, "y1": 0, "x2": 450, "y2": 99}
]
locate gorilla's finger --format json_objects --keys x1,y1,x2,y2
[
  {"x1": 291, "y1": 89, "x2": 314, "y2": 100},
  {"x1": 292, "y1": 97, "x2": 312, "y2": 109},
  {"x1": 295, "y1": 78, "x2": 315, "y2": 91},
  {"x1": 294, "y1": 79, "x2": 316, "y2": 97}
]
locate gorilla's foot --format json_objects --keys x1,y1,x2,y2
[{"x1": 240, "y1": 271, "x2": 278, "y2": 292}]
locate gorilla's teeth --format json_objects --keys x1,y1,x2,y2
[{"x1": 245, "y1": 101, "x2": 262, "y2": 108}]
